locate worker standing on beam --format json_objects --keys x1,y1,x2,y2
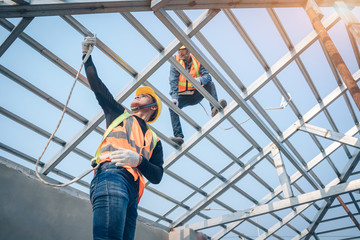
[
  {"x1": 82, "y1": 36, "x2": 164, "y2": 240},
  {"x1": 169, "y1": 45, "x2": 227, "y2": 145}
]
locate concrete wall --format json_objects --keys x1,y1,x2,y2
[{"x1": 0, "y1": 158, "x2": 169, "y2": 240}]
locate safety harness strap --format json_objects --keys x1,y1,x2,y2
[
  {"x1": 91, "y1": 111, "x2": 132, "y2": 167},
  {"x1": 191, "y1": 56, "x2": 200, "y2": 78},
  {"x1": 90, "y1": 112, "x2": 158, "y2": 167},
  {"x1": 177, "y1": 55, "x2": 200, "y2": 91},
  {"x1": 147, "y1": 125, "x2": 158, "y2": 149}
]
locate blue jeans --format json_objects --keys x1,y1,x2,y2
[
  {"x1": 90, "y1": 162, "x2": 139, "y2": 240},
  {"x1": 170, "y1": 81, "x2": 218, "y2": 138}
]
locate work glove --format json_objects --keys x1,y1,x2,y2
[
  {"x1": 110, "y1": 148, "x2": 141, "y2": 167},
  {"x1": 82, "y1": 36, "x2": 96, "y2": 54},
  {"x1": 172, "y1": 98, "x2": 179, "y2": 106},
  {"x1": 195, "y1": 77, "x2": 202, "y2": 84}
]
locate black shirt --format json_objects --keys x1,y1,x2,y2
[{"x1": 84, "y1": 55, "x2": 164, "y2": 184}]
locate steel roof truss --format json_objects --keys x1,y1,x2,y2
[
  {"x1": 258, "y1": 149, "x2": 360, "y2": 240},
  {"x1": 293, "y1": 149, "x2": 360, "y2": 240},
  {"x1": 212, "y1": 123, "x2": 360, "y2": 239},
  {"x1": 180, "y1": 70, "x2": 360, "y2": 233},
  {"x1": 186, "y1": 177, "x2": 360, "y2": 230}
]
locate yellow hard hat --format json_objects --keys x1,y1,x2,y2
[
  {"x1": 179, "y1": 45, "x2": 186, "y2": 50},
  {"x1": 136, "y1": 86, "x2": 162, "y2": 123}
]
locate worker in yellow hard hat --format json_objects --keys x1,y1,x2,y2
[
  {"x1": 131, "y1": 86, "x2": 162, "y2": 123},
  {"x1": 82, "y1": 36, "x2": 164, "y2": 240},
  {"x1": 169, "y1": 45, "x2": 227, "y2": 145}
]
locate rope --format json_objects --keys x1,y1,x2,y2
[
  {"x1": 199, "y1": 102, "x2": 233, "y2": 130},
  {"x1": 35, "y1": 46, "x2": 98, "y2": 187},
  {"x1": 199, "y1": 94, "x2": 291, "y2": 130}
]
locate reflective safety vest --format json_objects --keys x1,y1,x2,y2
[
  {"x1": 92, "y1": 112, "x2": 158, "y2": 202},
  {"x1": 175, "y1": 54, "x2": 202, "y2": 93}
]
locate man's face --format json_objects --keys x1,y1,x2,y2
[
  {"x1": 178, "y1": 48, "x2": 189, "y2": 61},
  {"x1": 130, "y1": 94, "x2": 153, "y2": 111}
]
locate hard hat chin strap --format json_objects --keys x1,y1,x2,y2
[{"x1": 131, "y1": 102, "x2": 157, "y2": 111}]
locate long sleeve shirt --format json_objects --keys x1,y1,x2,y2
[
  {"x1": 169, "y1": 56, "x2": 212, "y2": 100},
  {"x1": 84, "y1": 55, "x2": 164, "y2": 184}
]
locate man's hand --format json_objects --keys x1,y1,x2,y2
[
  {"x1": 110, "y1": 148, "x2": 141, "y2": 167},
  {"x1": 195, "y1": 77, "x2": 202, "y2": 84},
  {"x1": 172, "y1": 98, "x2": 179, "y2": 106},
  {"x1": 82, "y1": 36, "x2": 96, "y2": 54}
]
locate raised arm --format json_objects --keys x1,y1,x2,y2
[{"x1": 82, "y1": 37, "x2": 125, "y2": 126}]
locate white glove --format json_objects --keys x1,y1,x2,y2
[
  {"x1": 172, "y1": 98, "x2": 179, "y2": 106},
  {"x1": 82, "y1": 36, "x2": 96, "y2": 53},
  {"x1": 110, "y1": 148, "x2": 141, "y2": 167},
  {"x1": 195, "y1": 77, "x2": 202, "y2": 84}
]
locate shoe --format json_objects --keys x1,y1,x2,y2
[
  {"x1": 169, "y1": 136, "x2": 184, "y2": 145},
  {"x1": 211, "y1": 99, "x2": 227, "y2": 117}
]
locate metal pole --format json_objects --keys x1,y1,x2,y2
[{"x1": 305, "y1": 4, "x2": 360, "y2": 111}]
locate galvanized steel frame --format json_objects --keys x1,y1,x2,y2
[{"x1": 1, "y1": 0, "x2": 360, "y2": 239}]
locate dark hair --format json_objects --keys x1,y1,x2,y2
[{"x1": 148, "y1": 95, "x2": 158, "y2": 122}]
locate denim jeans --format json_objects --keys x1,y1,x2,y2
[
  {"x1": 90, "y1": 162, "x2": 139, "y2": 240},
  {"x1": 170, "y1": 81, "x2": 218, "y2": 138}
]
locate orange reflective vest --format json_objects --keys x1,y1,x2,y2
[
  {"x1": 175, "y1": 54, "x2": 202, "y2": 93},
  {"x1": 94, "y1": 112, "x2": 158, "y2": 202}
]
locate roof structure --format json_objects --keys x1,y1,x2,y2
[{"x1": 1, "y1": 0, "x2": 360, "y2": 239}]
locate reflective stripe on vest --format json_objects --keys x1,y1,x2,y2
[
  {"x1": 175, "y1": 54, "x2": 202, "y2": 92},
  {"x1": 93, "y1": 112, "x2": 158, "y2": 202}
]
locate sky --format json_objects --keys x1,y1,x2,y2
[{"x1": 1, "y1": 4, "x2": 360, "y2": 239}]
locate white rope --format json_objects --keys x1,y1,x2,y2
[
  {"x1": 35, "y1": 45, "x2": 99, "y2": 187},
  {"x1": 199, "y1": 93, "x2": 291, "y2": 130}
]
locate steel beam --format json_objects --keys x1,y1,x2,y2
[
  {"x1": 299, "y1": 123, "x2": 360, "y2": 148},
  {"x1": 150, "y1": 0, "x2": 170, "y2": 11},
  {"x1": 0, "y1": 17, "x2": 32, "y2": 57},
  {"x1": 0, "y1": 64, "x2": 105, "y2": 135},
  {"x1": 1, "y1": 0, "x2": 360, "y2": 18},
  {"x1": 245, "y1": 12, "x2": 340, "y2": 99},
  {"x1": 0, "y1": 106, "x2": 94, "y2": 161},
  {"x1": 61, "y1": 15, "x2": 137, "y2": 77},
  {"x1": 168, "y1": 57, "x2": 221, "y2": 109},
  {"x1": 0, "y1": 18, "x2": 90, "y2": 87},
  {"x1": 0, "y1": 0, "x2": 151, "y2": 18},
  {"x1": 271, "y1": 144, "x2": 293, "y2": 198},
  {"x1": 186, "y1": 178, "x2": 360, "y2": 230}
]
